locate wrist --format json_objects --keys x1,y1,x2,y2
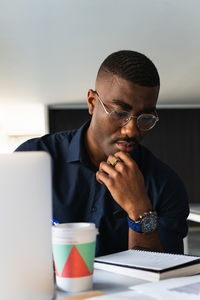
[
  {"x1": 127, "y1": 204, "x2": 152, "y2": 221},
  {"x1": 126, "y1": 194, "x2": 152, "y2": 221}
]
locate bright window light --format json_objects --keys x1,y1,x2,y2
[{"x1": 0, "y1": 103, "x2": 47, "y2": 153}]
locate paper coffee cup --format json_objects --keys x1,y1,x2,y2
[{"x1": 52, "y1": 223, "x2": 98, "y2": 292}]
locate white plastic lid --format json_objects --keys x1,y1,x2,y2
[
  {"x1": 52, "y1": 222, "x2": 97, "y2": 232},
  {"x1": 52, "y1": 222, "x2": 98, "y2": 242}
]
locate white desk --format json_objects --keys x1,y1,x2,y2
[
  {"x1": 56, "y1": 204, "x2": 200, "y2": 297},
  {"x1": 184, "y1": 204, "x2": 200, "y2": 254},
  {"x1": 56, "y1": 269, "x2": 148, "y2": 299},
  {"x1": 188, "y1": 204, "x2": 200, "y2": 223}
]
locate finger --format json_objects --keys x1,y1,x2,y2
[
  {"x1": 96, "y1": 170, "x2": 111, "y2": 185},
  {"x1": 99, "y1": 161, "x2": 117, "y2": 175},
  {"x1": 96, "y1": 176, "x2": 103, "y2": 184},
  {"x1": 114, "y1": 151, "x2": 135, "y2": 167}
]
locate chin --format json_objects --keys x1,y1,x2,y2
[{"x1": 106, "y1": 146, "x2": 120, "y2": 156}]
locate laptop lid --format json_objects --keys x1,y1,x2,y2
[{"x1": 0, "y1": 151, "x2": 54, "y2": 300}]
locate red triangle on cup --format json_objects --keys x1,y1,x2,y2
[{"x1": 61, "y1": 245, "x2": 91, "y2": 278}]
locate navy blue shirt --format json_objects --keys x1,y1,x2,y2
[{"x1": 16, "y1": 121, "x2": 189, "y2": 256}]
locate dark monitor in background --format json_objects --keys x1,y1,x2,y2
[
  {"x1": 48, "y1": 105, "x2": 200, "y2": 204},
  {"x1": 49, "y1": 104, "x2": 90, "y2": 133}
]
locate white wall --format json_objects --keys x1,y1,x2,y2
[
  {"x1": 0, "y1": 103, "x2": 47, "y2": 152},
  {"x1": 0, "y1": 0, "x2": 200, "y2": 151},
  {"x1": 0, "y1": 0, "x2": 200, "y2": 107}
]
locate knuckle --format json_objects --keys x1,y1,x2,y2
[
  {"x1": 112, "y1": 171, "x2": 119, "y2": 180},
  {"x1": 130, "y1": 159, "x2": 136, "y2": 168},
  {"x1": 99, "y1": 161, "x2": 105, "y2": 169},
  {"x1": 106, "y1": 178, "x2": 113, "y2": 187},
  {"x1": 118, "y1": 163, "x2": 125, "y2": 172}
]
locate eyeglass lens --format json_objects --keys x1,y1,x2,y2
[
  {"x1": 110, "y1": 111, "x2": 157, "y2": 130},
  {"x1": 137, "y1": 114, "x2": 157, "y2": 130}
]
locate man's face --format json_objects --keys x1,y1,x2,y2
[{"x1": 87, "y1": 75, "x2": 159, "y2": 161}]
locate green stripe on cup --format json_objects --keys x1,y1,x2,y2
[
  {"x1": 76, "y1": 242, "x2": 96, "y2": 273},
  {"x1": 52, "y1": 244, "x2": 73, "y2": 276}
]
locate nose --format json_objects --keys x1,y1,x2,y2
[{"x1": 120, "y1": 117, "x2": 139, "y2": 137}]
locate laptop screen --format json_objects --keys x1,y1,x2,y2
[{"x1": 0, "y1": 152, "x2": 54, "y2": 300}]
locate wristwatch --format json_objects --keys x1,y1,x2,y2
[{"x1": 127, "y1": 211, "x2": 157, "y2": 233}]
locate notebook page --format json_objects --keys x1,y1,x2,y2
[{"x1": 95, "y1": 250, "x2": 199, "y2": 271}]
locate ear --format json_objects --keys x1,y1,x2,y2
[{"x1": 87, "y1": 89, "x2": 97, "y2": 115}]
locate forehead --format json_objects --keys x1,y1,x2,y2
[{"x1": 96, "y1": 75, "x2": 159, "y2": 111}]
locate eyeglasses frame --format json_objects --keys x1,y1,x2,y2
[{"x1": 94, "y1": 90, "x2": 159, "y2": 131}]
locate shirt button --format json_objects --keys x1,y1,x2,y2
[{"x1": 91, "y1": 207, "x2": 97, "y2": 212}]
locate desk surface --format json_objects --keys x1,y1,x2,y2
[
  {"x1": 55, "y1": 203, "x2": 200, "y2": 299},
  {"x1": 56, "y1": 269, "x2": 148, "y2": 299},
  {"x1": 188, "y1": 204, "x2": 200, "y2": 223}
]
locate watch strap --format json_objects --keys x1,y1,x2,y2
[{"x1": 127, "y1": 216, "x2": 142, "y2": 233}]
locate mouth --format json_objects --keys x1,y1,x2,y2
[{"x1": 116, "y1": 140, "x2": 136, "y2": 152}]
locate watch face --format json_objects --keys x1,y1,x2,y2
[{"x1": 141, "y1": 215, "x2": 157, "y2": 233}]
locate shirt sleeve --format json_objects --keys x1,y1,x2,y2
[
  {"x1": 156, "y1": 174, "x2": 189, "y2": 254},
  {"x1": 15, "y1": 136, "x2": 51, "y2": 153}
]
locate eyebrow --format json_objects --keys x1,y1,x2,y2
[
  {"x1": 111, "y1": 99, "x2": 132, "y2": 110},
  {"x1": 111, "y1": 99, "x2": 156, "y2": 114}
]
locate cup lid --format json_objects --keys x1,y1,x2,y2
[{"x1": 52, "y1": 222, "x2": 97, "y2": 233}]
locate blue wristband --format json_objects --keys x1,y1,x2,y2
[{"x1": 127, "y1": 216, "x2": 142, "y2": 233}]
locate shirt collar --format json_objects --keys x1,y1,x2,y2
[{"x1": 66, "y1": 120, "x2": 90, "y2": 163}]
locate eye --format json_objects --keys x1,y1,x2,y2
[
  {"x1": 137, "y1": 114, "x2": 157, "y2": 130},
  {"x1": 113, "y1": 109, "x2": 129, "y2": 119}
]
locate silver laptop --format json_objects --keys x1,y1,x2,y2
[{"x1": 0, "y1": 152, "x2": 55, "y2": 300}]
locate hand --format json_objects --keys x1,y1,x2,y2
[{"x1": 96, "y1": 151, "x2": 152, "y2": 220}]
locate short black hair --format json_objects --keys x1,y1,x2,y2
[{"x1": 97, "y1": 50, "x2": 160, "y2": 87}]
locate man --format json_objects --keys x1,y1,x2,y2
[{"x1": 16, "y1": 50, "x2": 189, "y2": 256}]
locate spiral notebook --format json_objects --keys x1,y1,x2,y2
[{"x1": 94, "y1": 249, "x2": 200, "y2": 281}]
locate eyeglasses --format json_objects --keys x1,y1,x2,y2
[{"x1": 94, "y1": 91, "x2": 159, "y2": 131}]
